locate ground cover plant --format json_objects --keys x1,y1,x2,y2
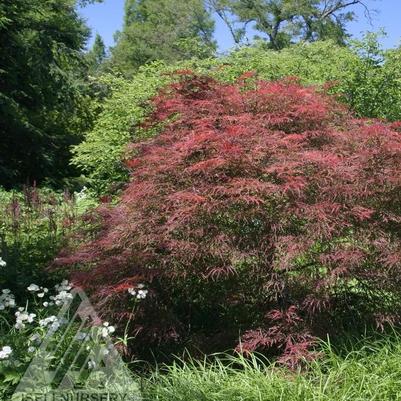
[
  {"x1": 61, "y1": 72, "x2": 401, "y2": 365},
  {"x1": 142, "y1": 334, "x2": 401, "y2": 401}
]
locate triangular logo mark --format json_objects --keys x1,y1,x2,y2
[{"x1": 12, "y1": 288, "x2": 141, "y2": 401}]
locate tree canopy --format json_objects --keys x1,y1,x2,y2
[
  {"x1": 208, "y1": 0, "x2": 371, "y2": 48},
  {"x1": 86, "y1": 33, "x2": 107, "y2": 74},
  {"x1": 0, "y1": 0, "x2": 96, "y2": 188},
  {"x1": 111, "y1": 0, "x2": 216, "y2": 76}
]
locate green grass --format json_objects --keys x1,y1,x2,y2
[{"x1": 142, "y1": 334, "x2": 401, "y2": 401}]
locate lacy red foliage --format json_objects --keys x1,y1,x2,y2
[{"x1": 59, "y1": 72, "x2": 401, "y2": 364}]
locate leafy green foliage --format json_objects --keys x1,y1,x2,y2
[
  {"x1": 0, "y1": 186, "x2": 96, "y2": 296},
  {"x1": 72, "y1": 60, "x2": 218, "y2": 194},
  {"x1": 111, "y1": 0, "x2": 216, "y2": 76},
  {"x1": 215, "y1": 39, "x2": 356, "y2": 84},
  {"x1": 341, "y1": 33, "x2": 401, "y2": 120},
  {"x1": 71, "y1": 65, "x2": 169, "y2": 194}
]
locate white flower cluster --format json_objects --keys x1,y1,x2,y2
[
  {"x1": 27, "y1": 284, "x2": 49, "y2": 298},
  {"x1": 15, "y1": 308, "x2": 36, "y2": 330},
  {"x1": 0, "y1": 346, "x2": 12, "y2": 360},
  {"x1": 54, "y1": 280, "x2": 72, "y2": 292},
  {"x1": 51, "y1": 280, "x2": 73, "y2": 306},
  {"x1": 0, "y1": 279, "x2": 74, "y2": 331},
  {"x1": 27, "y1": 280, "x2": 73, "y2": 308},
  {"x1": 0, "y1": 289, "x2": 15, "y2": 310},
  {"x1": 0, "y1": 257, "x2": 6, "y2": 268},
  {"x1": 101, "y1": 322, "x2": 115, "y2": 338},
  {"x1": 39, "y1": 315, "x2": 66, "y2": 331},
  {"x1": 127, "y1": 283, "x2": 148, "y2": 300}
]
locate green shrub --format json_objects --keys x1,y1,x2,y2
[{"x1": 72, "y1": 60, "x2": 219, "y2": 194}]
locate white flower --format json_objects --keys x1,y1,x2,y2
[
  {"x1": 0, "y1": 290, "x2": 15, "y2": 309},
  {"x1": 43, "y1": 302, "x2": 49, "y2": 307},
  {"x1": 100, "y1": 322, "x2": 116, "y2": 338},
  {"x1": 28, "y1": 346, "x2": 35, "y2": 353},
  {"x1": 28, "y1": 313, "x2": 36, "y2": 323},
  {"x1": 76, "y1": 187, "x2": 88, "y2": 201},
  {"x1": 16, "y1": 311, "x2": 35, "y2": 322},
  {"x1": 27, "y1": 284, "x2": 40, "y2": 292},
  {"x1": 136, "y1": 290, "x2": 148, "y2": 300},
  {"x1": 15, "y1": 310, "x2": 36, "y2": 329},
  {"x1": 37, "y1": 293, "x2": 45, "y2": 298},
  {"x1": 39, "y1": 315, "x2": 57, "y2": 328},
  {"x1": 15, "y1": 321, "x2": 25, "y2": 330},
  {"x1": 88, "y1": 360, "x2": 96, "y2": 369},
  {"x1": 0, "y1": 257, "x2": 6, "y2": 268},
  {"x1": 128, "y1": 284, "x2": 148, "y2": 299},
  {"x1": 0, "y1": 346, "x2": 12, "y2": 359},
  {"x1": 54, "y1": 290, "x2": 73, "y2": 306},
  {"x1": 55, "y1": 280, "x2": 72, "y2": 292}
]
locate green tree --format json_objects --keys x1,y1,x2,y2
[
  {"x1": 0, "y1": 0, "x2": 101, "y2": 189},
  {"x1": 111, "y1": 0, "x2": 216, "y2": 76},
  {"x1": 208, "y1": 0, "x2": 371, "y2": 49},
  {"x1": 87, "y1": 33, "x2": 107, "y2": 74}
]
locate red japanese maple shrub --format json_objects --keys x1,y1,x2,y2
[{"x1": 59, "y1": 72, "x2": 401, "y2": 364}]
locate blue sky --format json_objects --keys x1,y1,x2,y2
[{"x1": 79, "y1": 0, "x2": 401, "y2": 52}]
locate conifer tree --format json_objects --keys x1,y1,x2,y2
[{"x1": 87, "y1": 33, "x2": 107, "y2": 73}]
